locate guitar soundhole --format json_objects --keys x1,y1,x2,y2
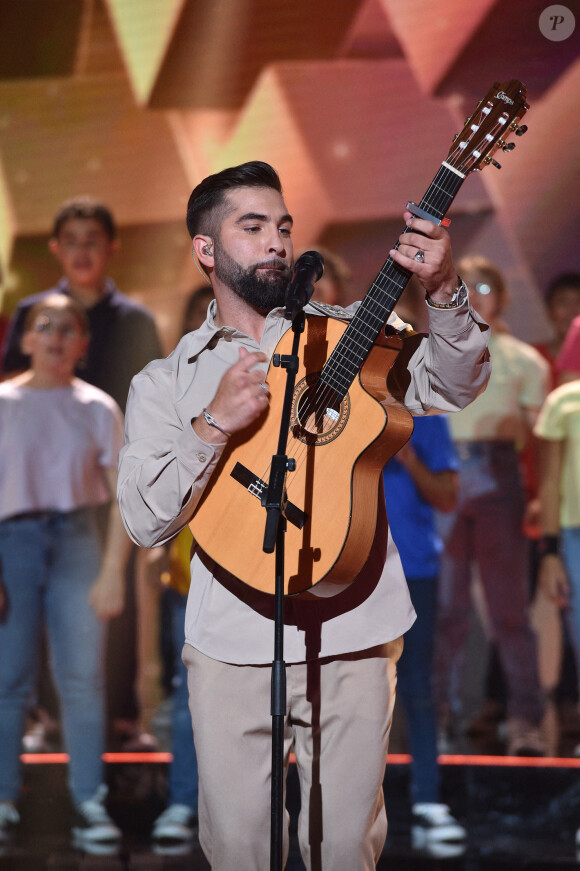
[{"x1": 290, "y1": 375, "x2": 350, "y2": 446}]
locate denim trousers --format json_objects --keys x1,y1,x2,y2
[
  {"x1": 396, "y1": 576, "x2": 440, "y2": 804},
  {"x1": 435, "y1": 442, "x2": 544, "y2": 725},
  {"x1": 562, "y1": 528, "x2": 580, "y2": 695},
  {"x1": 0, "y1": 509, "x2": 105, "y2": 805},
  {"x1": 167, "y1": 589, "x2": 199, "y2": 811}
]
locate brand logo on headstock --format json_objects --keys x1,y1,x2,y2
[{"x1": 496, "y1": 91, "x2": 514, "y2": 105}]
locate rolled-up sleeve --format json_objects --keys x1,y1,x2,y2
[
  {"x1": 118, "y1": 367, "x2": 225, "y2": 547},
  {"x1": 390, "y1": 302, "x2": 491, "y2": 415}
]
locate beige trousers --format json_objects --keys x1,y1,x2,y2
[{"x1": 183, "y1": 637, "x2": 402, "y2": 871}]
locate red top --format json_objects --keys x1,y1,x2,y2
[{"x1": 556, "y1": 315, "x2": 580, "y2": 375}]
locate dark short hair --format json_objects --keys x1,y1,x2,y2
[
  {"x1": 23, "y1": 293, "x2": 90, "y2": 335},
  {"x1": 545, "y1": 272, "x2": 580, "y2": 306},
  {"x1": 51, "y1": 196, "x2": 117, "y2": 241},
  {"x1": 186, "y1": 161, "x2": 282, "y2": 240}
]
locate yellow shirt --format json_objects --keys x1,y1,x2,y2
[
  {"x1": 449, "y1": 332, "x2": 549, "y2": 447},
  {"x1": 534, "y1": 381, "x2": 580, "y2": 528},
  {"x1": 164, "y1": 527, "x2": 193, "y2": 596}
]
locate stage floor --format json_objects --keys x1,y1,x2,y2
[{"x1": 2, "y1": 755, "x2": 580, "y2": 870}]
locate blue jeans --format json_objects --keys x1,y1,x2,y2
[
  {"x1": 0, "y1": 509, "x2": 105, "y2": 805},
  {"x1": 167, "y1": 589, "x2": 199, "y2": 811},
  {"x1": 562, "y1": 528, "x2": 580, "y2": 694},
  {"x1": 435, "y1": 442, "x2": 544, "y2": 724},
  {"x1": 396, "y1": 576, "x2": 440, "y2": 804}
]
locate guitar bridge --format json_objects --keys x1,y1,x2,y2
[{"x1": 230, "y1": 462, "x2": 306, "y2": 530}]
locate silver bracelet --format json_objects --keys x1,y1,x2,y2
[
  {"x1": 202, "y1": 408, "x2": 231, "y2": 438},
  {"x1": 425, "y1": 276, "x2": 468, "y2": 309}
]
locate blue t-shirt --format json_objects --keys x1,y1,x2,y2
[{"x1": 383, "y1": 415, "x2": 457, "y2": 579}]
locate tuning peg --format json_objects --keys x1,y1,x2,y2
[
  {"x1": 491, "y1": 159, "x2": 502, "y2": 169},
  {"x1": 515, "y1": 124, "x2": 528, "y2": 136},
  {"x1": 502, "y1": 142, "x2": 516, "y2": 152}
]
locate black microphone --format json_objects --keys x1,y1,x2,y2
[{"x1": 284, "y1": 250, "x2": 324, "y2": 320}]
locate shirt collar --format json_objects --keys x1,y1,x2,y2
[{"x1": 184, "y1": 300, "x2": 288, "y2": 361}]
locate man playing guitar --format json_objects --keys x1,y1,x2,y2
[{"x1": 117, "y1": 151, "x2": 495, "y2": 868}]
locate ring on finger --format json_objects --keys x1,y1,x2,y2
[{"x1": 414, "y1": 249, "x2": 425, "y2": 263}]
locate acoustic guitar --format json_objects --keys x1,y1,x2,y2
[{"x1": 190, "y1": 79, "x2": 529, "y2": 597}]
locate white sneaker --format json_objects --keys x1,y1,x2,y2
[
  {"x1": 22, "y1": 723, "x2": 51, "y2": 753},
  {"x1": 71, "y1": 785, "x2": 121, "y2": 844},
  {"x1": 152, "y1": 803, "x2": 198, "y2": 842},
  {"x1": 0, "y1": 802, "x2": 19, "y2": 842},
  {"x1": 412, "y1": 803, "x2": 466, "y2": 843}
]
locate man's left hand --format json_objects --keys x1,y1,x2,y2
[{"x1": 390, "y1": 210, "x2": 457, "y2": 303}]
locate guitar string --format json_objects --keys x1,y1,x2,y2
[
  {"x1": 258, "y1": 108, "x2": 510, "y2": 507},
  {"x1": 278, "y1": 125, "x2": 493, "y2": 491},
  {"x1": 297, "y1": 137, "x2": 473, "y2": 411},
  {"x1": 313, "y1": 109, "x2": 510, "y2": 401},
  {"x1": 272, "y1": 151, "x2": 468, "y2": 500},
  {"x1": 267, "y1": 114, "x2": 508, "y2": 509},
  {"x1": 271, "y1": 158, "x2": 464, "y2": 500}
]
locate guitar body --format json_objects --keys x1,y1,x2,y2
[{"x1": 190, "y1": 316, "x2": 413, "y2": 597}]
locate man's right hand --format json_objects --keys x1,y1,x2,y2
[{"x1": 193, "y1": 347, "x2": 270, "y2": 443}]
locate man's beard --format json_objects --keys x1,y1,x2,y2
[{"x1": 213, "y1": 239, "x2": 291, "y2": 311}]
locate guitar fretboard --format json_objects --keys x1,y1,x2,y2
[{"x1": 320, "y1": 164, "x2": 465, "y2": 399}]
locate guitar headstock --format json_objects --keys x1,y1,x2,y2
[{"x1": 447, "y1": 80, "x2": 529, "y2": 175}]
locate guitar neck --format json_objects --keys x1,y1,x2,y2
[{"x1": 320, "y1": 162, "x2": 465, "y2": 399}]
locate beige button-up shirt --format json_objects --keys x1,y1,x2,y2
[{"x1": 118, "y1": 299, "x2": 490, "y2": 664}]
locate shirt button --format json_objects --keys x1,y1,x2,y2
[{"x1": 197, "y1": 453, "x2": 207, "y2": 463}]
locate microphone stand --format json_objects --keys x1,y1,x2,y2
[{"x1": 263, "y1": 291, "x2": 311, "y2": 871}]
